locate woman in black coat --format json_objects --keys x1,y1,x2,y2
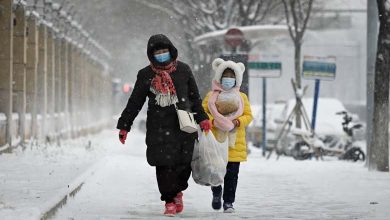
[{"x1": 117, "y1": 34, "x2": 211, "y2": 216}]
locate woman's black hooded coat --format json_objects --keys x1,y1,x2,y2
[{"x1": 116, "y1": 34, "x2": 208, "y2": 166}]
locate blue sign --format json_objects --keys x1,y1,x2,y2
[{"x1": 302, "y1": 56, "x2": 336, "y2": 81}]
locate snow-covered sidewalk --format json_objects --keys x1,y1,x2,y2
[
  {"x1": 1, "y1": 128, "x2": 390, "y2": 220},
  {"x1": 0, "y1": 128, "x2": 135, "y2": 220}
]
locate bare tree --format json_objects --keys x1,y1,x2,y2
[
  {"x1": 282, "y1": 0, "x2": 314, "y2": 128},
  {"x1": 165, "y1": 0, "x2": 285, "y2": 94},
  {"x1": 169, "y1": 0, "x2": 283, "y2": 38},
  {"x1": 369, "y1": 0, "x2": 390, "y2": 172},
  {"x1": 236, "y1": 0, "x2": 283, "y2": 26},
  {"x1": 282, "y1": 0, "x2": 314, "y2": 89}
]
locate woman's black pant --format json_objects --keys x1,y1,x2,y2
[
  {"x1": 211, "y1": 162, "x2": 240, "y2": 204},
  {"x1": 156, "y1": 163, "x2": 192, "y2": 203}
]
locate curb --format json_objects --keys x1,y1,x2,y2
[
  {"x1": 40, "y1": 157, "x2": 109, "y2": 220},
  {"x1": 41, "y1": 182, "x2": 84, "y2": 220}
]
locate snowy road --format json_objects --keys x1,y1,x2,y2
[{"x1": 53, "y1": 130, "x2": 390, "y2": 220}]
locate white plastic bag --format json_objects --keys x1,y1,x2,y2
[{"x1": 191, "y1": 131, "x2": 228, "y2": 186}]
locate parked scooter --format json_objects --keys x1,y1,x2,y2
[{"x1": 321, "y1": 111, "x2": 365, "y2": 162}]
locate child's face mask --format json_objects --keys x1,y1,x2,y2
[
  {"x1": 221, "y1": 77, "x2": 236, "y2": 90},
  {"x1": 154, "y1": 52, "x2": 171, "y2": 63}
]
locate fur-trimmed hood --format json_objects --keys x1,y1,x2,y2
[{"x1": 212, "y1": 58, "x2": 245, "y2": 88}]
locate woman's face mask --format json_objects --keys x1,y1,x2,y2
[
  {"x1": 221, "y1": 77, "x2": 236, "y2": 90},
  {"x1": 154, "y1": 52, "x2": 171, "y2": 63}
]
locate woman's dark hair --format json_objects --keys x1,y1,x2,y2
[{"x1": 153, "y1": 43, "x2": 170, "y2": 53}]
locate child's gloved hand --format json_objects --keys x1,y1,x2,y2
[
  {"x1": 199, "y1": 120, "x2": 212, "y2": 133},
  {"x1": 119, "y1": 130, "x2": 128, "y2": 144}
]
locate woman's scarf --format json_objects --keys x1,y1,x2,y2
[
  {"x1": 150, "y1": 60, "x2": 179, "y2": 107},
  {"x1": 208, "y1": 80, "x2": 244, "y2": 132}
]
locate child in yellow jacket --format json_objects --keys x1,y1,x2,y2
[{"x1": 202, "y1": 58, "x2": 253, "y2": 213}]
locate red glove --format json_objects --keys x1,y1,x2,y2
[
  {"x1": 199, "y1": 120, "x2": 212, "y2": 133},
  {"x1": 119, "y1": 130, "x2": 128, "y2": 144}
]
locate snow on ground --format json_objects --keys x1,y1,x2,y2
[
  {"x1": 1, "y1": 126, "x2": 390, "y2": 220},
  {"x1": 0, "y1": 128, "x2": 134, "y2": 219},
  {"x1": 56, "y1": 131, "x2": 390, "y2": 220}
]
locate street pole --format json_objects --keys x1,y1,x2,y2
[
  {"x1": 311, "y1": 79, "x2": 320, "y2": 130},
  {"x1": 262, "y1": 78, "x2": 267, "y2": 156}
]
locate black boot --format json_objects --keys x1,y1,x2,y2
[{"x1": 211, "y1": 186, "x2": 222, "y2": 210}]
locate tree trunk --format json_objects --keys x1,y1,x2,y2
[
  {"x1": 294, "y1": 40, "x2": 302, "y2": 89},
  {"x1": 366, "y1": 0, "x2": 378, "y2": 168},
  {"x1": 370, "y1": 0, "x2": 390, "y2": 172},
  {"x1": 294, "y1": 40, "x2": 302, "y2": 129}
]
